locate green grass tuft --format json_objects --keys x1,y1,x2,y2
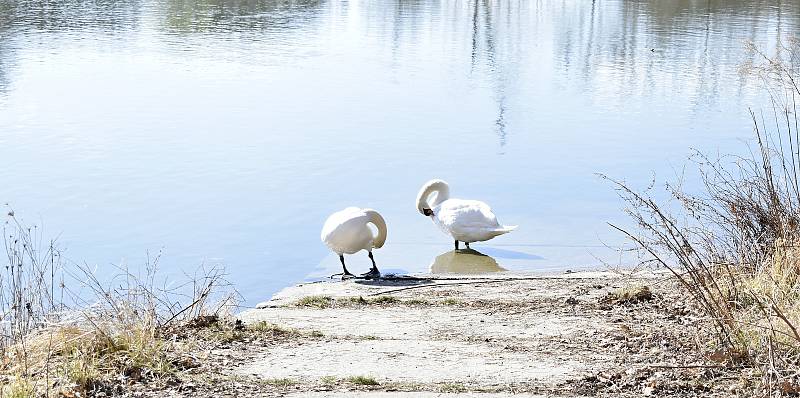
[
  {"x1": 441, "y1": 298, "x2": 460, "y2": 306},
  {"x1": 296, "y1": 295, "x2": 335, "y2": 308},
  {"x1": 320, "y1": 375, "x2": 338, "y2": 385},
  {"x1": 343, "y1": 296, "x2": 369, "y2": 305},
  {"x1": 369, "y1": 295, "x2": 400, "y2": 305},
  {"x1": 249, "y1": 321, "x2": 297, "y2": 335},
  {"x1": 295, "y1": 295, "x2": 421, "y2": 308},
  {"x1": 346, "y1": 375, "x2": 380, "y2": 385},
  {"x1": 438, "y1": 382, "x2": 467, "y2": 393},
  {"x1": 310, "y1": 330, "x2": 324, "y2": 338},
  {"x1": 338, "y1": 295, "x2": 400, "y2": 306},
  {"x1": 3, "y1": 376, "x2": 35, "y2": 398}
]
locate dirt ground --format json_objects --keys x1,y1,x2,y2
[{"x1": 147, "y1": 270, "x2": 757, "y2": 397}]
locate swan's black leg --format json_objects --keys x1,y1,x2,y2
[
  {"x1": 454, "y1": 240, "x2": 459, "y2": 250},
  {"x1": 465, "y1": 242, "x2": 470, "y2": 249},
  {"x1": 361, "y1": 251, "x2": 381, "y2": 279},
  {"x1": 368, "y1": 251, "x2": 377, "y2": 268},
  {"x1": 339, "y1": 254, "x2": 356, "y2": 279}
]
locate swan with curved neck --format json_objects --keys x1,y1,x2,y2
[
  {"x1": 416, "y1": 179, "x2": 516, "y2": 250},
  {"x1": 321, "y1": 207, "x2": 387, "y2": 279}
]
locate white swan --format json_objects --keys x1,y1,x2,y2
[
  {"x1": 416, "y1": 179, "x2": 516, "y2": 250},
  {"x1": 321, "y1": 207, "x2": 387, "y2": 279}
]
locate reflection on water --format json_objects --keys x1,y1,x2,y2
[
  {"x1": 0, "y1": 1, "x2": 796, "y2": 98},
  {"x1": 162, "y1": 0, "x2": 325, "y2": 33},
  {"x1": 477, "y1": 247, "x2": 543, "y2": 260},
  {"x1": 0, "y1": 41, "x2": 10, "y2": 98},
  {"x1": 0, "y1": 0, "x2": 143, "y2": 33},
  {"x1": 1, "y1": 0, "x2": 800, "y2": 303},
  {"x1": 470, "y1": 0, "x2": 514, "y2": 151},
  {"x1": 430, "y1": 249, "x2": 506, "y2": 275}
]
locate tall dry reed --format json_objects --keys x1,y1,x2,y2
[
  {"x1": 607, "y1": 38, "x2": 800, "y2": 393},
  {"x1": 1, "y1": 208, "x2": 239, "y2": 397}
]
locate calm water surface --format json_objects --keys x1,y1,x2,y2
[{"x1": 1, "y1": 0, "x2": 799, "y2": 303}]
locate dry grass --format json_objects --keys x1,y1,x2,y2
[
  {"x1": 600, "y1": 285, "x2": 653, "y2": 305},
  {"x1": 2, "y1": 377, "x2": 34, "y2": 398},
  {"x1": 607, "y1": 38, "x2": 800, "y2": 394},
  {"x1": 0, "y1": 209, "x2": 239, "y2": 397}
]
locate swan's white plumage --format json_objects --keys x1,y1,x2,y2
[
  {"x1": 417, "y1": 180, "x2": 516, "y2": 243},
  {"x1": 321, "y1": 207, "x2": 387, "y2": 255}
]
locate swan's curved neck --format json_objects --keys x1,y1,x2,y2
[
  {"x1": 416, "y1": 180, "x2": 450, "y2": 214},
  {"x1": 364, "y1": 209, "x2": 387, "y2": 249}
]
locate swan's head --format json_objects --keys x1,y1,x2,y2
[{"x1": 416, "y1": 179, "x2": 450, "y2": 216}]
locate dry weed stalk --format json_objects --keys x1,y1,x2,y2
[
  {"x1": 607, "y1": 39, "x2": 800, "y2": 393},
  {"x1": 0, "y1": 207, "x2": 240, "y2": 397}
]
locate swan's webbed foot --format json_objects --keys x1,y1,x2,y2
[
  {"x1": 329, "y1": 271, "x2": 357, "y2": 280},
  {"x1": 362, "y1": 251, "x2": 381, "y2": 279},
  {"x1": 342, "y1": 272, "x2": 357, "y2": 280},
  {"x1": 361, "y1": 267, "x2": 381, "y2": 279}
]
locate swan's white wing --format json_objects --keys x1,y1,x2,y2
[
  {"x1": 437, "y1": 199, "x2": 500, "y2": 228},
  {"x1": 321, "y1": 207, "x2": 374, "y2": 254},
  {"x1": 321, "y1": 207, "x2": 363, "y2": 239},
  {"x1": 435, "y1": 199, "x2": 508, "y2": 242}
]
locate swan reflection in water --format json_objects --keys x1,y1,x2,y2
[{"x1": 429, "y1": 248, "x2": 507, "y2": 274}]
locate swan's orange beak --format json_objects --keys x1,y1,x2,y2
[{"x1": 423, "y1": 208, "x2": 434, "y2": 216}]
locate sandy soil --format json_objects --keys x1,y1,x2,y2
[{"x1": 149, "y1": 270, "x2": 750, "y2": 397}]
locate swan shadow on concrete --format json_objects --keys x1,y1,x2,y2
[
  {"x1": 354, "y1": 273, "x2": 435, "y2": 287},
  {"x1": 429, "y1": 248, "x2": 507, "y2": 274}
]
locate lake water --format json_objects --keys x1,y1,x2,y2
[{"x1": 1, "y1": 0, "x2": 799, "y2": 304}]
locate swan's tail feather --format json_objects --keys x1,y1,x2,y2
[{"x1": 493, "y1": 225, "x2": 517, "y2": 235}]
